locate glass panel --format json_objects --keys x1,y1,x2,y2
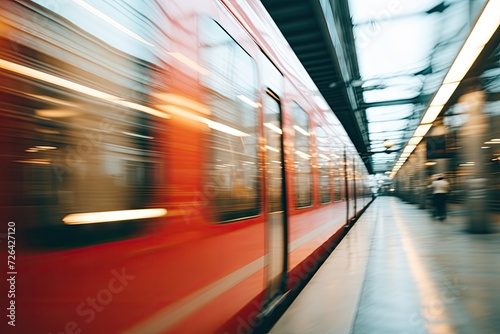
[
  {"x1": 333, "y1": 158, "x2": 342, "y2": 202},
  {"x1": 264, "y1": 94, "x2": 283, "y2": 213},
  {"x1": 200, "y1": 18, "x2": 260, "y2": 222},
  {"x1": 292, "y1": 103, "x2": 312, "y2": 208},
  {"x1": 316, "y1": 126, "x2": 331, "y2": 204},
  {"x1": 0, "y1": 0, "x2": 162, "y2": 246}
]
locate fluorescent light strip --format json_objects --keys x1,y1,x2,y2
[
  {"x1": 293, "y1": 125, "x2": 310, "y2": 136},
  {"x1": 408, "y1": 137, "x2": 423, "y2": 146},
  {"x1": 264, "y1": 122, "x2": 283, "y2": 134},
  {"x1": 394, "y1": 0, "x2": 500, "y2": 180},
  {"x1": 27, "y1": 94, "x2": 80, "y2": 108},
  {"x1": 443, "y1": 0, "x2": 500, "y2": 84},
  {"x1": 206, "y1": 120, "x2": 250, "y2": 137},
  {"x1": 430, "y1": 82, "x2": 460, "y2": 106},
  {"x1": 71, "y1": 0, "x2": 153, "y2": 46},
  {"x1": 443, "y1": 45, "x2": 484, "y2": 84},
  {"x1": 35, "y1": 145, "x2": 57, "y2": 150},
  {"x1": 0, "y1": 58, "x2": 169, "y2": 119},
  {"x1": 153, "y1": 93, "x2": 210, "y2": 115},
  {"x1": 123, "y1": 132, "x2": 154, "y2": 140},
  {"x1": 167, "y1": 52, "x2": 209, "y2": 75},
  {"x1": 265, "y1": 145, "x2": 280, "y2": 153},
  {"x1": 403, "y1": 145, "x2": 416, "y2": 154},
  {"x1": 421, "y1": 105, "x2": 443, "y2": 124},
  {"x1": 414, "y1": 124, "x2": 432, "y2": 137},
  {"x1": 15, "y1": 159, "x2": 51, "y2": 165},
  {"x1": 318, "y1": 153, "x2": 330, "y2": 160},
  {"x1": 63, "y1": 208, "x2": 167, "y2": 225},
  {"x1": 295, "y1": 150, "x2": 311, "y2": 160},
  {"x1": 117, "y1": 100, "x2": 170, "y2": 119},
  {"x1": 237, "y1": 95, "x2": 260, "y2": 108}
]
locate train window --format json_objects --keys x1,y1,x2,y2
[
  {"x1": 0, "y1": 2, "x2": 164, "y2": 247},
  {"x1": 292, "y1": 102, "x2": 312, "y2": 208},
  {"x1": 316, "y1": 126, "x2": 331, "y2": 204},
  {"x1": 333, "y1": 159, "x2": 342, "y2": 202},
  {"x1": 200, "y1": 17, "x2": 260, "y2": 222},
  {"x1": 264, "y1": 93, "x2": 284, "y2": 212},
  {"x1": 339, "y1": 155, "x2": 347, "y2": 201}
]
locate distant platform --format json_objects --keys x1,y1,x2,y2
[{"x1": 270, "y1": 196, "x2": 500, "y2": 334}]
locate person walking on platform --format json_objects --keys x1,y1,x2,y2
[{"x1": 429, "y1": 174, "x2": 449, "y2": 221}]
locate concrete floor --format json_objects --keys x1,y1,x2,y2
[{"x1": 270, "y1": 197, "x2": 500, "y2": 334}]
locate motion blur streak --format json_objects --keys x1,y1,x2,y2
[
  {"x1": 0, "y1": 58, "x2": 169, "y2": 119},
  {"x1": 123, "y1": 257, "x2": 265, "y2": 334},
  {"x1": 71, "y1": 0, "x2": 154, "y2": 46},
  {"x1": 62, "y1": 209, "x2": 168, "y2": 225},
  {"x1": 0, "y1": 0, "x2": 373, "y2": 332}
]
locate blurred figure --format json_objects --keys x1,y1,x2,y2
[{"x1": 429, "y1": 174, "x2": 449, "y2": 221}]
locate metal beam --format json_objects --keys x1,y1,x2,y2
[{"x1": 360, "y1": 95, "x2": 430, "y2": 109}]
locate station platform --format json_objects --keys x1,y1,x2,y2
[{"x1": 269, "y1": 196, "x2": 500, "y2": 334}]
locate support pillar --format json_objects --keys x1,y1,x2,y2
[{"x1": 458, "y1": 88, "x2": 491, "y2": 233}]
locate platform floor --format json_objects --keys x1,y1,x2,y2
[{"x1": 269, "y1": 196, "x2": 500, "y2": 334}]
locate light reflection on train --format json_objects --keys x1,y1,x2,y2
[{"x1": 0, "y1": 0, "x2": 372, "y2": 333}]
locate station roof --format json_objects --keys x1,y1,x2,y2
[{"x1": 262, "y1": 0, "x2": 496, "y2": 174}]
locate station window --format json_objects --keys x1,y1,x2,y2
[
  {"x1": 316, "y1": 126, "x2": 331, "y2": 204},
  {"x1": 292, "y1": 103, "x2": 312, "y2": 208},
  {"x1": 200, "y1": 17, "x2": 260, "y2": 222}
]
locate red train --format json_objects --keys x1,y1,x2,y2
[{"x1": 0, "y1": 0, "x2": 371, "y2": 333}]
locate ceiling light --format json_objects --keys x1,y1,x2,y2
[
  {"x1": 408, "y1": 137, "x2": 423, "y2": 146},
  {"x1": 467, "y1": 0, "x2": 500, "y2": 47},
  {"x1": 430, "y1": 82, "x2": 460, "y2": 106},
  {"x1": 443, "y1": 46, "x2": 483, "y2": 84},
  {"x1": 421, "y1": 105, "x2": 443, "y2": 124},
  {"x1": 400, "y1": 152, "x2": 410, "y2": 158},
  {"x1": 403, "y1": 145, "x2": 417, "y2": 154},
  {"x1": 443, "y1": 0, "x2": 500, "y2": 84},
  {"x1": 414, "y1": 124, "x2": 432, "y2": 137}
]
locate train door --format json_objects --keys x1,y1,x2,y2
[{"x1": 261, "y1": 54, "x2": 287, "y2": 304}]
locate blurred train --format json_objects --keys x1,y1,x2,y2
[{"x1": 0, "y1": 0, "x2": 372, "y2": 333}]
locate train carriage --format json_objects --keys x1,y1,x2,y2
[{"x1": 0, "y1": 0, "x2": 372, "y2": 333}]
